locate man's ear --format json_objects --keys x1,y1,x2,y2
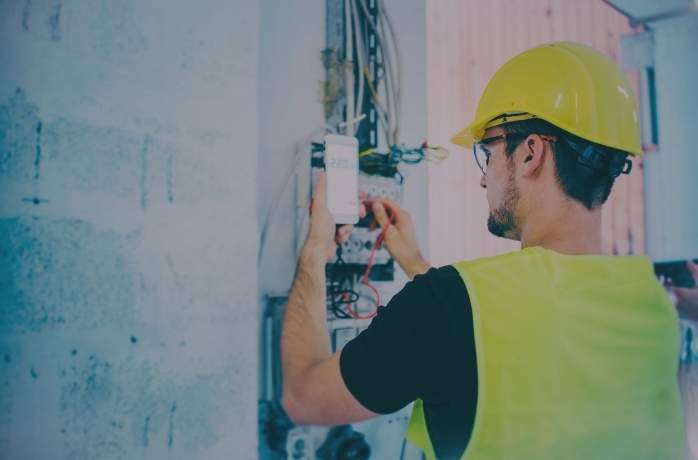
[{"x1": 520, "y1": 134, "x2": 547, "y2": 177}]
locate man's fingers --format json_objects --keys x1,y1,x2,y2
[
  {"x1": 336, "y1": 224, "x2": 353, "y2": 243},
  {"x1": 687, "y1": 260, "x2": 698, "y2": 281},
  {"x1": 313, "y1": 172, "x2": 327, "y2": 209},
  {"x1": 378, "y1": 197, "x2": 411, "y2": 225},
  {"x1": 379, "y1": 197, "x2": 402, "y2": 216},
  {"x1": 372, "y1": 201, "x2": 392, "y2": 228},
  {"x1": 379, "y1": 196, "x2": 399, "y2": 208},
  {"x1": 358, "y1": 202, "x2": 367, "y2": 219}
]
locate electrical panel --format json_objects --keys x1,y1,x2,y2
[
  {"x1": 259, "y1": 1, "x2": 433, "y2": 458},
  {"x1": 335, "y1": 227, "x2": 391, "y2": 266},
  {"x1": 312, "y1": 163, "x2": 401, "y2": 280},
  {"x1": 260, "y1": 298, "x2": 412, "y2": 460}
]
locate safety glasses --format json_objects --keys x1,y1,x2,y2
[
  {"x1": 473, "y1": 135, "x2": 502, "y2": 175},
  {"x1": 473, "y1": 133, "x2": 555, "y2": 175}
]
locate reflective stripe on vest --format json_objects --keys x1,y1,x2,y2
[{"x1": 406, "y1": 247, "x2": 684, "y2": 460}]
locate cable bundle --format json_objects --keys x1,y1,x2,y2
[
  {"x1": 326, "y1": 0, "x2": 400, "y2": 145},
  {"x1": 327, "y1": 245, "x2": 362, "y2": 319},
  {"x1": 358, "y1": 142, "x2": 449, "y2": 177}
]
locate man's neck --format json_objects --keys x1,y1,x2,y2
[{"x1": 519, "y1": 199, "x2": 604, "y2": 255}]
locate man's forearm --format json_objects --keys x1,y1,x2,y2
[
  {"x1": 281, "y1": 240, "x2": 331, "y2": 398},
  {"x1": 403, "y1": 256, "x2": 430, "y2": 280},
  {"x1": 396, "y1": 249, "x2": 430, "y2": 280}
]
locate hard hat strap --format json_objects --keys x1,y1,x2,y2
[
  {"x1": 483, "y1": 112, "x2": 538, "y2": 131},
  {"x1": 566, "y1": 138, "x2": 632, "y2": 178}
]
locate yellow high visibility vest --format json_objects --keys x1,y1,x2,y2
[{"x1": 406, "y1": 247, "x2": 684, "y2": 460}]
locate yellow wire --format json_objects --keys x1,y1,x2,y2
[
  {"x1": 359, "y1": 148, "x2": 375, "y2": 157},
  {"x1": 424, "y1": 145, "x2": 450, "y2": 162},
  {"x1": 363, "y1": 66, "x2": 381, "y2": 104}
]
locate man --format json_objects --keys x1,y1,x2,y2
[{"x1": 281, "y1": 42, "x2": 684, "y2": 459}]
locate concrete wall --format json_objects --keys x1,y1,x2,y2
[
  {"x1": 0, "y1": 0, "x2": 429, "y2": 457},
  {"x1": 0, "y1": 1, "x2": 259, "y2": 458},
  {"x1": 257, "y1": 1, "x2": 325, "y2": 296}
]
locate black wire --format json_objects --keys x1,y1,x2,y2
[
  {"x1": 359, "y1": 145, "x2": 429, "y2": 178},
  {"x1": 336, "y1": 273, "x2": 361, "y2": 304},
  {"x1": 333, "y1": 272, "x2": 360, "y2": 318},
  {"x1": 328, "y1": 246, "x2": 347, "y2": 319},
  {"x1": 335, "y1": 289, "x2": 360, "y2": 304},
  {"x1": 328, "y1": 245, "x2": 353, "y2": 319},
  {"x1": 390, "y1": 145, "x2": 425, "y2": 164}
]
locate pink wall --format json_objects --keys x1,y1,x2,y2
[{"x1": 426, "y1": 0, "x2": 644, "y2": 265}]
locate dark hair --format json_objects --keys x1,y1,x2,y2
[{"x1": 500, "y1": 118, "x2": 631, "y2": 210}]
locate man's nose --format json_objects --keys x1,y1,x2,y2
[{"x1": 480, "y1": 173, "x2": 487, "y2": 189}]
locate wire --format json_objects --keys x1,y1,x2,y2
[
  {"x1": 344, "y1": 0, "x2": 355, "y2": 135},
  {"x1": 357, "y1": 0, "x2": 401, "y2": 144},
  {"x1": 328, "y1": 245, "x2": 356, "y2": 319},
  {"x1": 377, "y1": 0, "x2": 402, "y2": 144},
  {"x1": 423, "y1": 143, "x2": 450, "y2": 162},
  {"x1": 377, "y1": 6, "x2": 396, "y2": 144},
  {"x1": 356, "y1": 0, "x2": 398, "y2": 145},
  {"x1": 258, "y1": 127, "x2": 333, "y2": 263},
  {"x1": 322, "y1": 1, "x2": 412, "y2": 320},
  {"x1": 343, "y1": 202, "x2": 396, "y2": 319},
  {"x1": 362, "y1": 65, "x2": 391, "y2": 139},
  {"x1": 358, "y1": 143, "x2": 448, "y2": 178},
  {"x1": 344, "y1": 241, "x2": 384, "y2": 319},
  {"x1": 359, "y1": 148, "x2": 374, "y2": 157},
  {"x1": 338, "y1": 113, "x2": 367, "y2": 131},
  {"x1": 350, "y1": 0, "x2": 365, "y2": 135}
]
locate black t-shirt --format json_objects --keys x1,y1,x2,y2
[{"x1": 339, "y1": 266, "x2": 478, "y2": 460}]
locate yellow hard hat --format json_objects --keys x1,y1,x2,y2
[{"x1": 451, "y1": 42, "x2": 643, "y2": 157}]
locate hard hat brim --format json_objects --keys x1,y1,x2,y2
[
  {"x1": 450, "y1": 42, "x2": 644, "y2": 157},
  {"x1": 450, "y1": 121, "x2": 481, "y2": 149},
  {"x1": 451, "y1": 112, "x2": 537, "y2": 148},
  {"x1": 452, "y1": 111, "x2": 643, "y2": 157}
]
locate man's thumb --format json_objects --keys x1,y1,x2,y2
[
  {"x1": 372, "y1": 201, "x2": 390, "y2": 228},
  {"x1": 687, "y1": 260, "x2": 698, "y2": 280}
]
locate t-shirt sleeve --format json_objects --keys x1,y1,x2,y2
[{"x1": 339, "y1": 265, "x2": 474, "y2": 414}]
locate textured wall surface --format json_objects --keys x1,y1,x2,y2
[
  {"x1": 0, "y1": 1, "x2": 259, "y2": 458},
  {"x1": 257, "y1": 0, "x2": 325, "y2": 296}
]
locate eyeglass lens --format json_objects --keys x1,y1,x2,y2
[{"x1": 474, "y1": 143, "x2": 490, "y2": 174}]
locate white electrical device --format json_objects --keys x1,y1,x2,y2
[{"x1": 324, "y1": 134, "x2": 359, "y2": 224}]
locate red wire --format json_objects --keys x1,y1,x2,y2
[
  {"x1": 344, "y1": 202, "x2": 396, "y2": 320},
  {"x1": 343, "y1": 293, "x2": 373, "y2": 320}
]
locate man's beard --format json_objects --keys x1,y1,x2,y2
[{"x1": 487, "y1": 172, "x2": 519, "y2": 239}]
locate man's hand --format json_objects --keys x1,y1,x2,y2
[
  {"x1": 370, "y1": 198, "x2": 430, "y2": 280},
  {"x1": 281, "y1": 173, "x2": 378, "y2": 426},
  {"x1": 671, "y1": 261, "x2": 698, "y2": 322},
  {"x1": 306, "y1": 172, "x2": 363, "y2": 262}
]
